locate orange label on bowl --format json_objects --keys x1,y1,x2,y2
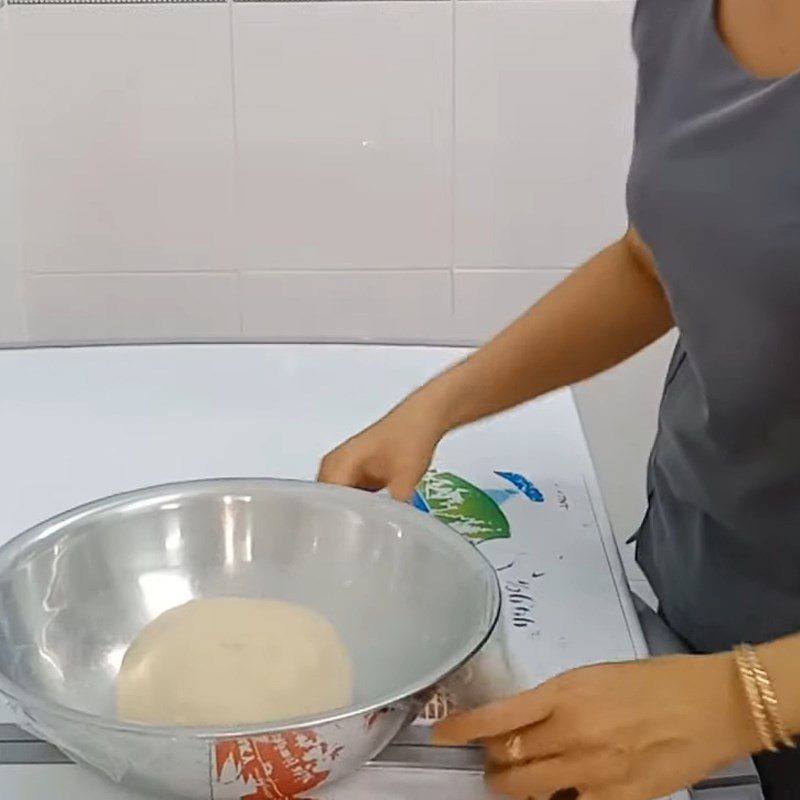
[
  {"x1": 416, "y1": 689, "x2": 457, "y2": 723},
  {"x1": 214, "y1": 733, "x2": 330, "y2": 799}
]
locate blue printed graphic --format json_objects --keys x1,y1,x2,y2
[
  {"x1": 411, "y1": 472, "x2": 510, "y2": 542},
  {"x1": 495, "y1": 471, "x2": 544, "y2": 503},
  {"x1": 484, "y1": 488, "x2": 518, "y2": 506},
  {"x1": 410, "y1": 490, "x2": 430, "y2": 513},
  {"x1": 409, "y1": 469, "x2": 544, "y2": 542}
]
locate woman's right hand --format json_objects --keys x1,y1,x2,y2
[{"x1": 317, "y1": 396, "x2": 448, "y2": 502}]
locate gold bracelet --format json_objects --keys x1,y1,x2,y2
[
  {"x1": 738, "y1": 644, "x2": 796, "y2": 750},
  {"x1": 734, "y1": 645, "x2": 777, "y2": 752}
]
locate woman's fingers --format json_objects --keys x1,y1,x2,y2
[
  {"x1": 320, "y1": 461, "x2": 414, "y2": 498},
  {"x1": 318, "y1": 402, "x2": 440, "y2": 498},
  {"x1": 483, "y1": 719, "x2": 568, "y2": 766},
  {"x1": 549, "y1": 790, "x2": 580, "y2": 800},
  {"x1": 316, "y1": 452, "x2": 355, "y2": 485},
  {"x1": 432, "y1": 684, "x2": 558, "y2": 745},
  {"x1": 318, "y1": 452, "x2": 384, "y2": 492},
  {"x1": 488, "y1": 749, "x2": 627, "y2": 800},
  {"x1": 578, "y1": 788, "x2": 636, "y2": 800},
  {"x1": 487, "y1": 756, "x2": 576, "y2": 798},
  {"x1": 318, "y1": 447, "x2": 421, "y2": 502},
  {"x1": 387, "y1": 473, "x2": 420, "y2": 502}
]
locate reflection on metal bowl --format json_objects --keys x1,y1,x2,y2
[{"x1": 0, "y1": 478, "x2": 500, "y2": 798}]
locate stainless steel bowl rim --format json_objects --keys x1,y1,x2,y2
[{"x1": 0, "y1": 477, "x2": 502, "y2": 739}]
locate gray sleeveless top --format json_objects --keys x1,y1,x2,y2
[{"x1": 627, "y1": 0, "x2": 800, "y2": 652}]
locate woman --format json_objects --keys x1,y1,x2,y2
[{"x1": 319, "y1": 1, "x2": 800, "y2": 798}]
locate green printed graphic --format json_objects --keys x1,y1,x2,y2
[{"x1": 417, "y1": 471, "x2": 510, "y2": 543}]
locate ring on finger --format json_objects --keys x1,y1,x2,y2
[{"x1": 506, "y1": 732, "x2": 524, "y2": 763}]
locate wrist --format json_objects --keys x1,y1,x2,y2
[
  {"x1": 756, "y1": 637, "x2": 800, "y2": 737},
  {"x1": 715, "y1": 641, "x2": 800, "y2": 756},
  {"x1": 400, "y1": 373, "x2": 469, "y2": 439},
  {"x1": 704, "y1": 651, "x2": 763, "y2": 756}
]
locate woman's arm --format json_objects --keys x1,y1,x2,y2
[
  {"x1": 760, "y1": 633, "x2": 800, "y2": 733},
  {"x1": 422, "y1": 227, "x2": 674, "y2": 433},
  {"x1": 319, "y1": 227, "x2": 674, "y2": 499},
  {"x1": 431, "y1": 634, "x2": 800, "y2": 800}
]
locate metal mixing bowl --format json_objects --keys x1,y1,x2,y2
[{"x1": 0, "y1": 478, "x2": 500, "y2": 798}]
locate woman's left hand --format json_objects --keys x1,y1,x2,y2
[{"x1": 432, "y1": 654, "x2": 760, "y2": 800}]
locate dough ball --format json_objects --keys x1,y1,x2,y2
[{"x1": 117, "y1": 597, "x2": 353, "y2": 726}]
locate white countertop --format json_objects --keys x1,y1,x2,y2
[{"x1": 0, "y1": 343, "x2": 690, "y2": 800}]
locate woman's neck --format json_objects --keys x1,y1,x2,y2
[{"x1": 716, "y1": 0, "x2": 800, "y2": 79}]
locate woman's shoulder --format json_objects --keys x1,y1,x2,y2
[
  {"x1": 632, "y1": 0, "x2": 701, "y2": 63},
  {"x1": 632, "y1": 0, "x2": 696, "y2": 53}
]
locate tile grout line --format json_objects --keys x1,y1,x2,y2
[
  {"x1": 226, "y1": 0, "x2": 245, "y2": 335},
  {"x1": 448, "y1": 0, "x2": 457, "y2": 317},
  {"x1": 29, "y1": 268, "x2": 460, "y2": 277},
  {"x1": 0, "y1": 28, "x2": 29, "y2": 341},
  {"x1": 28, "y1": 271, "x2": 241, "y2": 279}
]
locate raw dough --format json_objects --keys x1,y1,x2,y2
[{"x1": 117, "y1": 597, "x2": 353, "y2": 726}]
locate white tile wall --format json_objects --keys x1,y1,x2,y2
[
  {"x1": 0, "y1": 11, "x2": 26, "y2": 341},
  {"x1": 27, "y1": 273, "x2": 240, "y2": 341},
  {"x1": 241, "y1": 270, "x2": 452, "y2": 340},
  {"x1": 2, "y1": 0, "x2": 637, "y2": 336},
  {"x1": 453, "y1": 268, "x2": 569, "y2": 343},
  {"x1": 6, "y1": 5, "x2": 235, "y2": 274},
  {"x1": 0, "y1": 271, "x2": 26, "y2": 343},
  {"x1": 454, "y1": 0, "x2": 636, "y2": 269},
  {"x1": 0, "y1": 17, "x2": 12, "y2": 272},
  {"x1": 1, "y1": 0, "x2": 662, "y2": 579},
  {"x1": 575, "y1": 331, "x2": 677, "y2": 564},
  {"x1": 233, "y1": 2, "x2": 452, "y2": 272}
]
